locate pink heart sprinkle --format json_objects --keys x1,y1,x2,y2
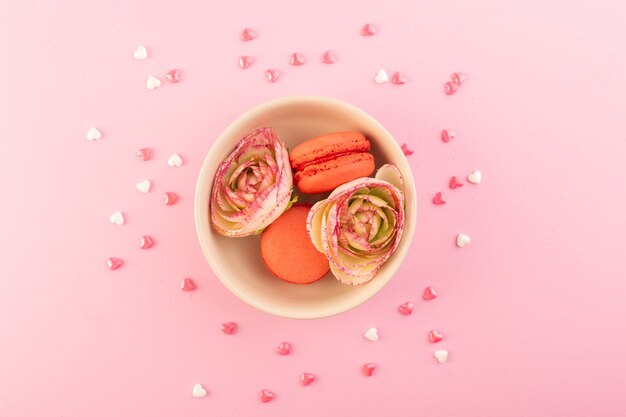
[
  {"x1": 164, "y1": 192, "x2": 178, "y2": 205},
  {"x1": 140, "y1": 235, "x2": 154, "y2": 249},
  {"x1": 449, "y1": 176, "x2": 463, "y2": 189},
  {"x1": 398, "y1": 302, "x2": 414, "y2": 315},
  {"x1": 221, "y1": 322, "x2": 237, "y2": 335},
  {"x1": 321, "y1": 50, "x2": 337, "y2": 64},
  {"x1": 239, "y1": 56, "x2": 254, "y2": 69},
  {"x1": 180, "y1": 278, "x2": 196, "y2": 291},
  {"x1": 265, "y1": 69, "x2": 280, "y2": 83},
  {"x1": 107, "y1": 257, "x2": 123, "y2": 270},
  {"x1": 441, "y1": 129, "x2": 456, "y2": 143},
  {"x1": 432, "y1": 192, "x2": 447, "y2": 205},
  {"x1": 429, "y1": 330, "x2": 444, "y2": 343},
  {"x1": 277, "y1": 342, "x2": 292, "y2": 355},
  {"x1": 136, "y1": 148, "x2": 152, "y2": 161},
  {"x1": 361, "y1": 363, "x2": 376, "y2": 377},
  {"x1": 301, "y1": 372, "x2": 316, "y2": 386},
  {"x1": 360, "y1": 23, "x2": 377, "y2": 36},
  {"x1": 289, "y1": 52, "x2": 305, "y2": 66},
  {"x1": 423, "y1": 286, "x2": 439, "y2": 300},
  {"x1": 451, "y1": 72, "x2": 466, "y2": 86},
  {"x1": 444, "y1": 81, "x2": 458, "y2": 95},
  {"x1": 401, "y1": 143, "x2": 414, "y2": 156},
  {"x1": 391, "y1": 72, "x2": 407, "y2": 85},
  {"x1": 241, "y1": 28, "x2": 257, "y2": 41},
  {"x1": 259, "y1": 389, "x2": 275, "y2": 403},
  {"x1": 165, "y1": 69, "x2": 181, "y2": 83}
]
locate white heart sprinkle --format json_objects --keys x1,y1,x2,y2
[
  {"x1": 434, "y1": 350, "x2": 449, "y2": 364},
  {"x1": 167, "y1": 153, "x2": 183, "y2": 167},
  {"x1": 192, "y1": 383, "x2": 207, "y2": 398},
  {"x1": 146, "y1": 76, "x2": 161, "y2": 90},
  {"x1": 468, "y1": 170, "x2": 482, "y2": 184},
  {"x1": 86, "y1": 127, "x2": 102, "y2": 141},
  {"x1": 136, "y1": 179, "x2": 151, "y2": 193},
  {"x1": 374, "y1": 69, "x2": 389, "y2": 84},
  {"x1": 456, "y1": 233, "x2": 471, "y2": 248},
  {"x1": 133, "y1": 46, "x2": 148, "y2": 60},
  {"x1": 364, "y1": 327, "x2": 379, "y2": 342},
  {"x1": 109, "y1": 211, "x2": 125, "y2": 226}
]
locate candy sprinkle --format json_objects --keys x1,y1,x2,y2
[
  {"x1": 165, "y1": 69, "x2": 181, "y2": 83},
  {"x1": 167, "y1": 153, "x2": 183, "y2": 167},
  {"x1": 451, "y1": 72, "x2": 466, "y2": 86},
  {"x1": 428, "y1": 330, "x2": 444, "y2": 343},
  {"x1": 132, "y1": 46, "x2": 148, "y2": 60},
  {"x1": 321, "y1": 50, "x2": 337, "y2": 64},
  {"x1": 86, "y1": 127, "x2": 102, "y2": 141},
  {"x1": 449, "y1": 176, "x2": 464, "y2": 189},
  {"x1": 467, "y1": 170, "x2": 482, "y2": 184},
  {"x1": 364, "y1": 327, "x2": 379, "y2": 342},
  {"x1": 164, "y1": 192, "x2": 178, "y2": 205},
  {"x1": 398, "y1": 302, "x2": 414, "y2": 315},
  {"x1": 301, "y1": 373, "x2": 316, "y2": 386},
  {"x1": 192, "y1": 384, "x2": 207, "y2": 398},
  {"x1": 289, "y1": 52, "x2": 305, "y2": 66},
  {"x1": 401, "y1": 143, "x2": 414, "y2": 156},
  {"x1": 423, "y1": 286, "x2": 438, "y2": 300},
  {"x1": 136, "y1": 179, "x2": 151, "y2": 194},
  {"x1": 140, "y1": 235, "x2": 154, "y2": 249},
  {"x1": 434, "y1": 350, "x2": 449, "y2": 364},
  {"x1": 362, "y1": 363, "x2": 376, "y2": 377},
  {"x1": 374, "y1": 69, "x2": 389, "y2": 84},
  {"x1": 239, "y1": 55, "x2": 254, "y2": 69},
  {"x1": 456, "y1": 233, "x2": 471, "y2": 248},
  {"x1": 265, "y1": 69, "x2": 280, "y2": 83},
  {"x1": 277, "y1": 342, "x2": 292, "y2": 355},
  {"x1": 107, "y1": 257, "x2": 123, "y2": 270},
  {"x1": 241, "y1": 28, "x2": 257, "y2": 41},
  {"x1": 146, "y1": 76, "x2": 161, "y2": 90},
  {"x1": 361, "y1": 23, "x2": 377, "y2": 36},
  {"x1": 180, "y1": 278, "x2": 196, "y2": 291},
  {"x1": 441, "y1": 129, "x2": 456, "y2": 143},
  {"x1": 221, "y1": 322, "x2": 237, "y2": 335},
  {"x1": 259, "y1": 389, "x2": 275, "y2": 403},
  {"x1": 136, "y1": 148, "x2": 152, "y2": 161},
  {"x1": 109, "y1": 211, "x2": 125, "y2": 226},
  {"x1": 444, "y1": 81, "x2": 458, "y2": 95},
  {"x1": 432, "y1": 192, "x2": 447, "y2": 205},
  {"x1": 391, "y1": 72, "x2": 407, "y2": 85}
]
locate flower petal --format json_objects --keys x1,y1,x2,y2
[
  {"x1": 305, "y1": 168, "x2": 406, "y2": 285},
  {"x1": 210, "y1": 127, "x2": 293, "y2": 237}
]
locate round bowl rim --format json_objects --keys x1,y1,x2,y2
[{"x1": 194, "y1": 95, "x2": 417, "y2": 319}]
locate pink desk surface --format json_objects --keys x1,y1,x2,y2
[{"x1": 1, "y1": 0, "x2": 625, "y2": 416}]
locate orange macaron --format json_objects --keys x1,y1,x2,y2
[
  {"x1": 289, "y1": 131, "x2": 375, "y2": 194},
  {"x1": 261, "y1": 205, "x2": 330, "y2": 284}
]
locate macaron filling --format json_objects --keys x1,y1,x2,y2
[
  {"x1": 290, "y1": 135, "x2": 371, "y2": 170},
  {"x1": 293, "y1": 152, "x2": 374, "y2": 184}
]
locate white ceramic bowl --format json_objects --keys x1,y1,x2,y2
[{"x1": 194, "y1": 96, "x2": 417, "y2": 319}]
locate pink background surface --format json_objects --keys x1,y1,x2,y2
[{"x1": 1, "y1": 0, "x2": 626, "y2": 416}]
